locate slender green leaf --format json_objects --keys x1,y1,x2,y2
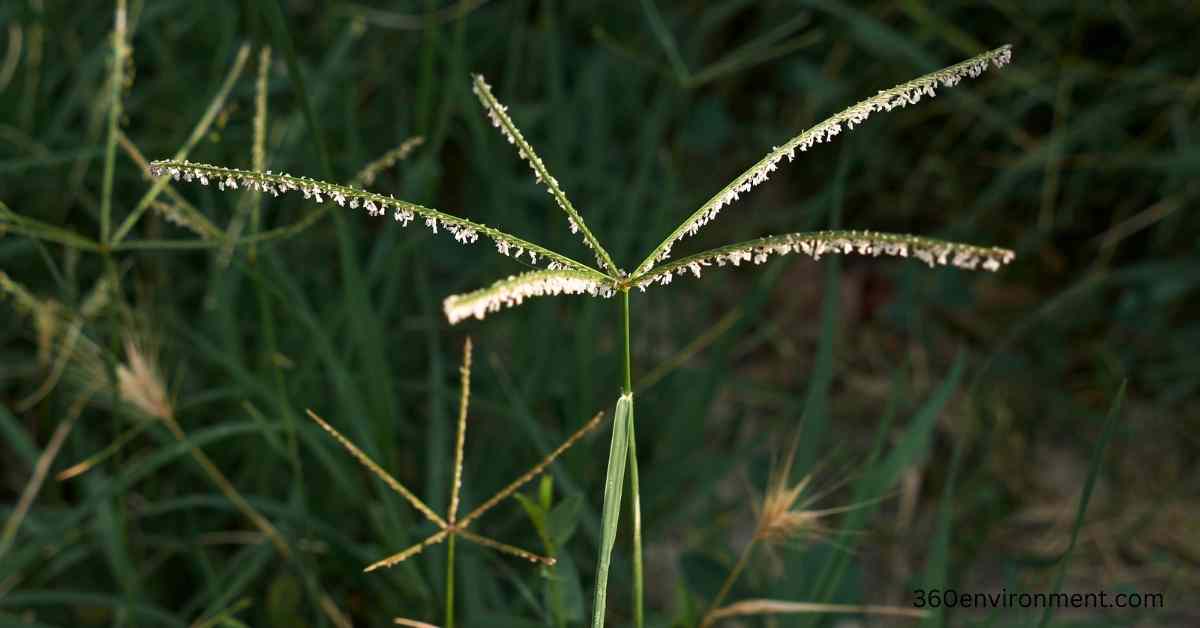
[
  {"x1": 590, "y1": 394, "x2": 632, "y2": 628},
  {"x1": 1036, "y1": 381, "x2": 1126, "y2": 628}
]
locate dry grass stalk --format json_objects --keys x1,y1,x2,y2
[
  {"x1": 353, "y1": 136, "x2": 426, "y2": 187},
  {"x1": 307, "y1": 338, "x2": 606, "y2": 573},
  {"x1": 0, "y1": 272, "x2": 111, "y2": 410},
  {"x1": 0, "y1": 389, "x2": 95, "y2": 562},
  {"x1": 393, "y1": 618, "x2": 442, "y2": 628},
  {"x1": 705, "y1": 598, "x2": 928, "y2": 624}
]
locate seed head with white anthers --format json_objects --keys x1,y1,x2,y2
[
  {"x1": 631, "y1": 230, "x2": 1015, "y2": 291},
  {"x1": 633, "y1": 44, "x2": 1013, "y2": 276},
  {"x1": 151, "y1": 45, "x2": 1015, "y2": 326}
]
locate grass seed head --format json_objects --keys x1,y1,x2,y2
[
  {"x1": 754, "y1": 466, "x2": 829, "y2": 547},
  {"x1": 116, "y1": 338, "x2": 173, "y2": 421}
]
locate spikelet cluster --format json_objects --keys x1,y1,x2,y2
[
  {"x1": 472, "y1": 75, "x2": 619, "y2": 275},
  {"x1": 444, "y1": 270, "x2": 617, "y2": 324},
  {"x1": 151, "y1": 44, "x2": 1015, "y2": 327},
  {"x1": 633, "y1": 230, "x2": 1015, "y2": 290},
  {"x1": 147, "y1": 160, "x2": 591, "y2": 273},
  {"x1": 637, "y1": 45, "x2": 1013, "y2": 274}
]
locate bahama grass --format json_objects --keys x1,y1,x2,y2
[
  {"x1": 634, "y1": 44, "x2": 1013, "y2": 274},
  {"x1": 148, "y1": 160, "x2": 601, "y2": 276}
]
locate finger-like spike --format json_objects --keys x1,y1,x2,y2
[
  {"x1": 443, "y1": 270, "x2": 618, "y2": 325},
  {"x1": 631, "y1": 231, "x2": 1014, "y2": 290},
  {"x1": 305, "y1": 409, "x2": 446, "y2": 528},
  {"x1": 635, "y1": 45, "x2": 1013, "y2": 276},
  {"x1": 363, "y1": 530, "x2": 451, "y2": 572},
  {"x1": 147, "y1": 159, "x2": 601, "y2": 276},
  {"x1": 471, "y1": 74, "x2": 620, "y2": 276}
]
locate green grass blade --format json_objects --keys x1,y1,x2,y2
[
  {"x1": 590, "y1": 393, "x2": 632, "y2": 628},
  {"x1": 1036, "y1": 381, "x2": 1127, "y2": 628},
  {"x1": 254, "y1": 0, "x2": 332, "y2": 181},
  {"x1": 99, "y1": 0, "x2": 128, "y2": 244},
  {"x1": 0, "y1": 591, "x2": 186, "y2": 627},
  {"x1": 625, "y1": 399, "x2": 643, "y2": 628},
  {"x1": 874, "y1": 352, "x2": 965, "y2": 487},
  {"x1": 638, "y1": 0, "x2": 689, "y2": 83},
  {"x1": 1, "y1": 201, "x2": 103, "y2": 251},
  {"x1": 110, "y1": 44, "x2": 252, "y2": 245},
  {"x1": 0, "y1": 402, "x2": 39, "y2": 467}
]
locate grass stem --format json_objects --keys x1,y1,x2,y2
[
  {"x1": 700, "y1": 541, "x2": 756, "y2": 627},
  {"x1": 445, "y1": 534, "x2": 456, "y2": 628},
  {"x1": 622, "y1": 289, "x2": 644, "y2": 628},
  {"x1": 99, "y1": 0, "x2": 126, "y2": 245}
]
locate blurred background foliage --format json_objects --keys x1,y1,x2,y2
[{"x1": 1, "y1": 0, "x2": 1197, "y2": 626}]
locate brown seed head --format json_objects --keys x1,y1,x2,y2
[{"x1": 116, "y1": 339, "x2": 173, "y2": 421}]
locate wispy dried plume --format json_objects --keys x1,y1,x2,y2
[
  {"x1": 697, "y1": 432, "x2": 889, "y2": 628},
  {"x1": 635, "y1": 44, "x2": 1013, "y2": 275},
  {"x1": 443, "y1": 269, "x2": 617, "y2": 324},
  {"x1": 116, "y1": 339, "x2": 172, "y2": 421}
]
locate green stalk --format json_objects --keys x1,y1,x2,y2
[
  {"x1": 591, "y1": 290, "x2": 639, "y2": 627},
  {"x1": 445, "y1": 534, "x2": 456, "y2": 628},
  {"x1": 623, "y1": 290, "x2": 644, "y2": 628}
]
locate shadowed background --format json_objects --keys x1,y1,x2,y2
[{"x1": 1, "y1": 1, "x2": 1197, "y2": 626}]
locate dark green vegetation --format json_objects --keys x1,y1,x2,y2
[{"x1": 1, "y1": 1, "x2": 1196, "y2": 627}]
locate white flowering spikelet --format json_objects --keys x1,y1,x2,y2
[
  {"x1": 635, "y1": 45, "x2": 1013, "y2": 275},
  {"x1": 146, "y1": 160, "x2": 592, "y2": 273},
  {"x1": 443, "y1": 270, "x2": 617, "y2": 324},
  {"x1": 150, "y1": 44, "x2": 1016, "y2": 327},
  {"x1": 631, "y1": 231, "x2": 1015, "y2": 290},
  {"x1": 471, "y1": 74, "x2": 620, "y2": 276}
]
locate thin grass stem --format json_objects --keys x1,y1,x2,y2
[
  {"x1": 99, "y1": 0, "x2": 127, "y2": 244},
  {"x1": 110, "y1": 44, "x2": 252, "y2": 245},
  {"x1": 445, "y1": 534, "x2": 456, "y2": 628},
  {"x1": 699, "y1": 541, "x2": 756, "y2": 628},
  {"x1": 457, "y1": 410, "x2": 605, "y2": 528},
  {"x1": 160, "y1": 416, "x2": 292, "y2": 559},
  {"x1": 0, "y1": 391, "x2": 92, "y2": 561},
  {"x1": 621, "y1": 289, "x2": 644, "y2": 627}
]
